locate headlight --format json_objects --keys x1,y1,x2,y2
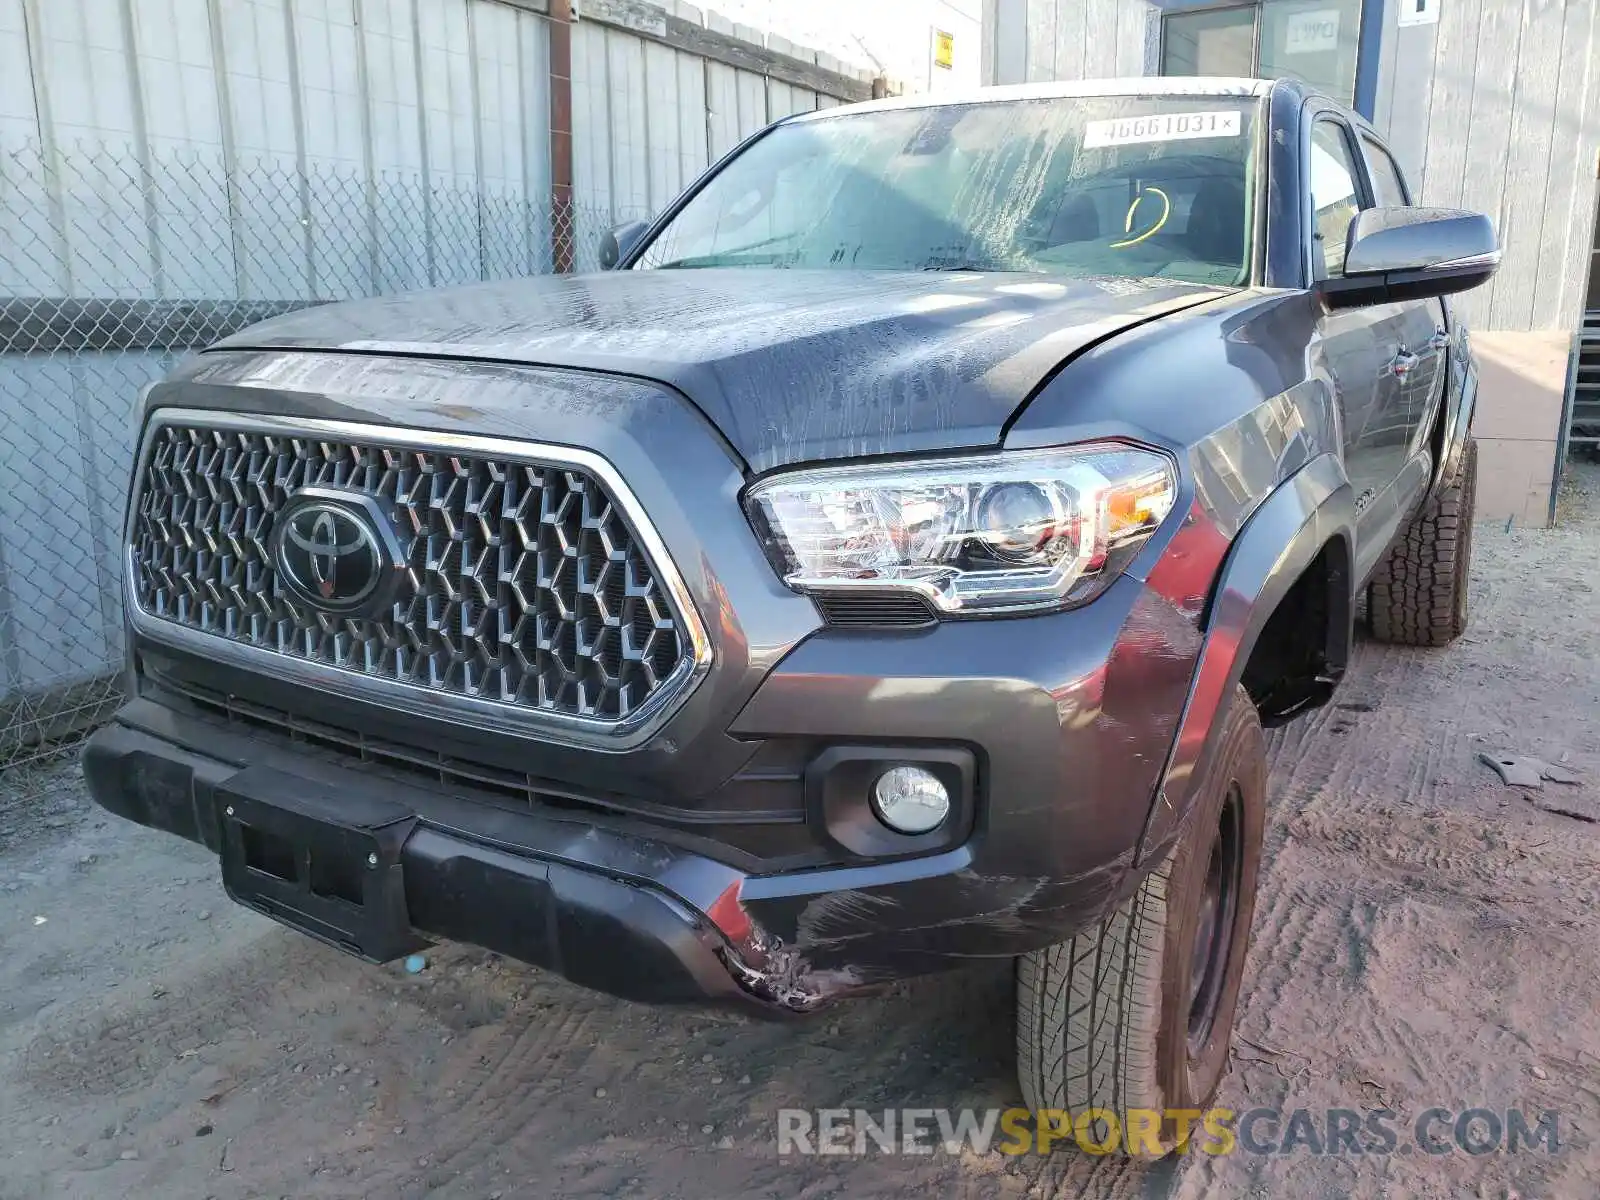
[{"x1": 744, "y1": 443, "x2": 1177, "y2": 615}]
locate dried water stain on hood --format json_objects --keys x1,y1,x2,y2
[{"x1": 216, "y1": 268, "x2": 1230, "y2": 471}]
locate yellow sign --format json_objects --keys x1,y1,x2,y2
[{"x1": 934, "y1": 29, "x2": 954, "y2": 70}]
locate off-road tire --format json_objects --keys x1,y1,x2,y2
[
  {"x1": 1015, "y1": 683, "x2": 1266, "y2": 1155},
  {"x1": 1367, "y1": 436, "x2": 1478, "y2": 647}
]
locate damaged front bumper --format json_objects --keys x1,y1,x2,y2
[
  {"x1": 82, "y1": 558, "x2": 1214, "y2": 1013},
  {"x1": 84, "y1": 692, "x2": 1137, "y2": 1013}
]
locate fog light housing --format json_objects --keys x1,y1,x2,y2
[{"x1": 871, "y1": 766, "x2": 952, "y2": 834}]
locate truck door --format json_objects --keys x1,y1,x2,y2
[
  {"x1": 1359, "y1": 133, "x2": 1449, "y2": 471},
  {"x1": 1306, "y1": 117, "x2": 1389, "y2": 564}
]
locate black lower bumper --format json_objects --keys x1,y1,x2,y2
[
  {"x1": 83, "y1": 720, "x2": 762, "y2": 1011},
  {"x1": 85, "y1": 689, "x2": 1154, "y2": 1011}
]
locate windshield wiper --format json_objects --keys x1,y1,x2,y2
[{"x1": 655, "y1": 232, "x2": 804, "y2": 269}]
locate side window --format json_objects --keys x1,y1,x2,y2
[
  {"x1": 1361, "y1": 137, "x2": 1411, "y2": 207},
  {"x1": 1308, "y1": 120, "x2": 1367, "y2": 280}
]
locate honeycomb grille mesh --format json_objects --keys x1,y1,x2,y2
[{"x1": 130, "y1": 423, "x2": 690, "y2": 724}]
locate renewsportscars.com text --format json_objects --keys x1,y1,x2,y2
[{"x1": 776, "y1": 1107, "x2": 1561, "y2": 1157}]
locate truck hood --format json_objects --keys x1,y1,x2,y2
[{"x1": 215, "y1": 269, "x2": 1229, "y2": 472}]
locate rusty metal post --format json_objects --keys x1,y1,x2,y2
[{"x1": 548, "y1": 0, "x2": 577, "y2": 274}]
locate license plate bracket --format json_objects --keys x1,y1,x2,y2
[{"x1": 214, "y1": 766, "x2": 428, "y2": 963}]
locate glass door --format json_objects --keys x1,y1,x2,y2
[
  {"x1": 1161, "y1": 5, "x2": 1257, "y2": 78},
  {"x1": 1160, "y1": 1, "x2": 1364, "y2": 107}
]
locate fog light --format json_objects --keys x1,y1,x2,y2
[{"x1": 871, "y1": 766, "x2": 951, "y2": 834}]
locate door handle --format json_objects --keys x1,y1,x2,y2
[{"x1": 1386, "y1": 348, "x2": 1420, "y2": 378}]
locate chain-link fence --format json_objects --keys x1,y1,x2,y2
[{"x1": 0, "y1": 139, "x2": 631, "y2": 777}]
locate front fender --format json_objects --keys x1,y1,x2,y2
[{"x1": 1137, "y1": 454, "x2": 1355, "y2": 864}]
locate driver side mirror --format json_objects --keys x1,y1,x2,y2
[
  {"x1": 598, "y1": 219, "x2": 650, "y2": 270},
  {"x1": 1320, "y1": 206, "x2": 1499, "y2": 309}
]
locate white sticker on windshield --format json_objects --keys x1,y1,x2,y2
[{"x1": 1082, "y1": 110, "x2": 1242, "y2": 148}]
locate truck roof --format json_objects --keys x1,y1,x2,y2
[{"x1": 794, "y1": 76, "x2": 1288, "y2": 123}]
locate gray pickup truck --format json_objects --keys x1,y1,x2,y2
[{"x1": 85, "y1": 77, "x2": 1496, "y2": 1151}]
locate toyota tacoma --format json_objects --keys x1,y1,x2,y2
[{"x1": 84, "y1": 77, "x2": 1497, "y2": 1148}]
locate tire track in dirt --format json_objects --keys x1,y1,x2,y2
[
  {"x1": 1024, "y1": 1148, "x2": 1155, "y2": 1199},
  {"x1": 367, "y1": 988, "x2": 609, "y2": 1193},
  {"x1": 1219, "y1": 519, "x2": 1600, "y2": 1198},
  {"x1": 17, "y1": 927, "x2": 313, "y2": 1100},
  {"x1": 283, "y1": 958, "x2": 621, "y2": 1196}
]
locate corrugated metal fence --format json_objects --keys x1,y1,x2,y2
[
  {"x1": 1373, "y1": 0, "x2": 1600, "y2": 337},
  {"x1": 0, "y1": 0, "x2": 870, "y2": 769}
]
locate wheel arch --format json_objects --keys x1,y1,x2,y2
[
  {"x1": 1238, "y1": 532, "x2": 1353, "y2": 726},
  {"x1": 1136, "y1": 454, "x2": 1356, "y2": 867}
]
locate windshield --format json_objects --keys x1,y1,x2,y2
[{"x1": 635, "y1": 95, "x2": 1259, "y2": 286}]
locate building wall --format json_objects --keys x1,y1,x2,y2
[
  {"x1": 1375, "y1": 0, "x2": 1598, "y2": 528},
  {"x1": 0, "y1": 0, "x2": 558, "y2": 301},
  {"x1": 0, "y1": 0, "x2": 559, "y2": 714},
  {"x1": 567, "y1": 10, "x2": 858, "y2": 254},
  {"x1": 711, "y1": 0, "x2": 985, "y2": 95},
  {"x1": 0, "y1": 0, "x2": 873, "y2": 717},
  {"x1": 982, "y1": 0, "x2": 1157, "y2": 84},
  {"x1": 1373, "y1": 0, "x2": 1600, "y2": 338},
  {"x1": 0, "y1": 0, "x2": 882, "y2": 300}
]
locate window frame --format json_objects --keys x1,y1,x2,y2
[
  {"x1": 1357, "y1": 133, "x2": 1413, "y2": 207},
  {"x1": 1302, "y1": 110, "x2": 1375, "y2": 283}
]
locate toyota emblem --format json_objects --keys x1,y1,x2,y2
[{"x1": 271, "y1": 490, "x2": 399, "y2": 616}]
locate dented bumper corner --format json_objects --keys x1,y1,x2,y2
[{"x1": 83, "y1": 695, "x2": 1148, "y2": 1014}]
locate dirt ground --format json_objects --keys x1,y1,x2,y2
[{"x1": 4, "y1": 466, "x2": 1600, "y2": 1200}]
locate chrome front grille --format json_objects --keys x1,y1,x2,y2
[{"x1": 127, "y1": 412, "x2": 706, "y2": 744}]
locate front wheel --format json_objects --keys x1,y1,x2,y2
[{"x1": 1015, "y1": 683, "x2": 1266, "y2": 1155}]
